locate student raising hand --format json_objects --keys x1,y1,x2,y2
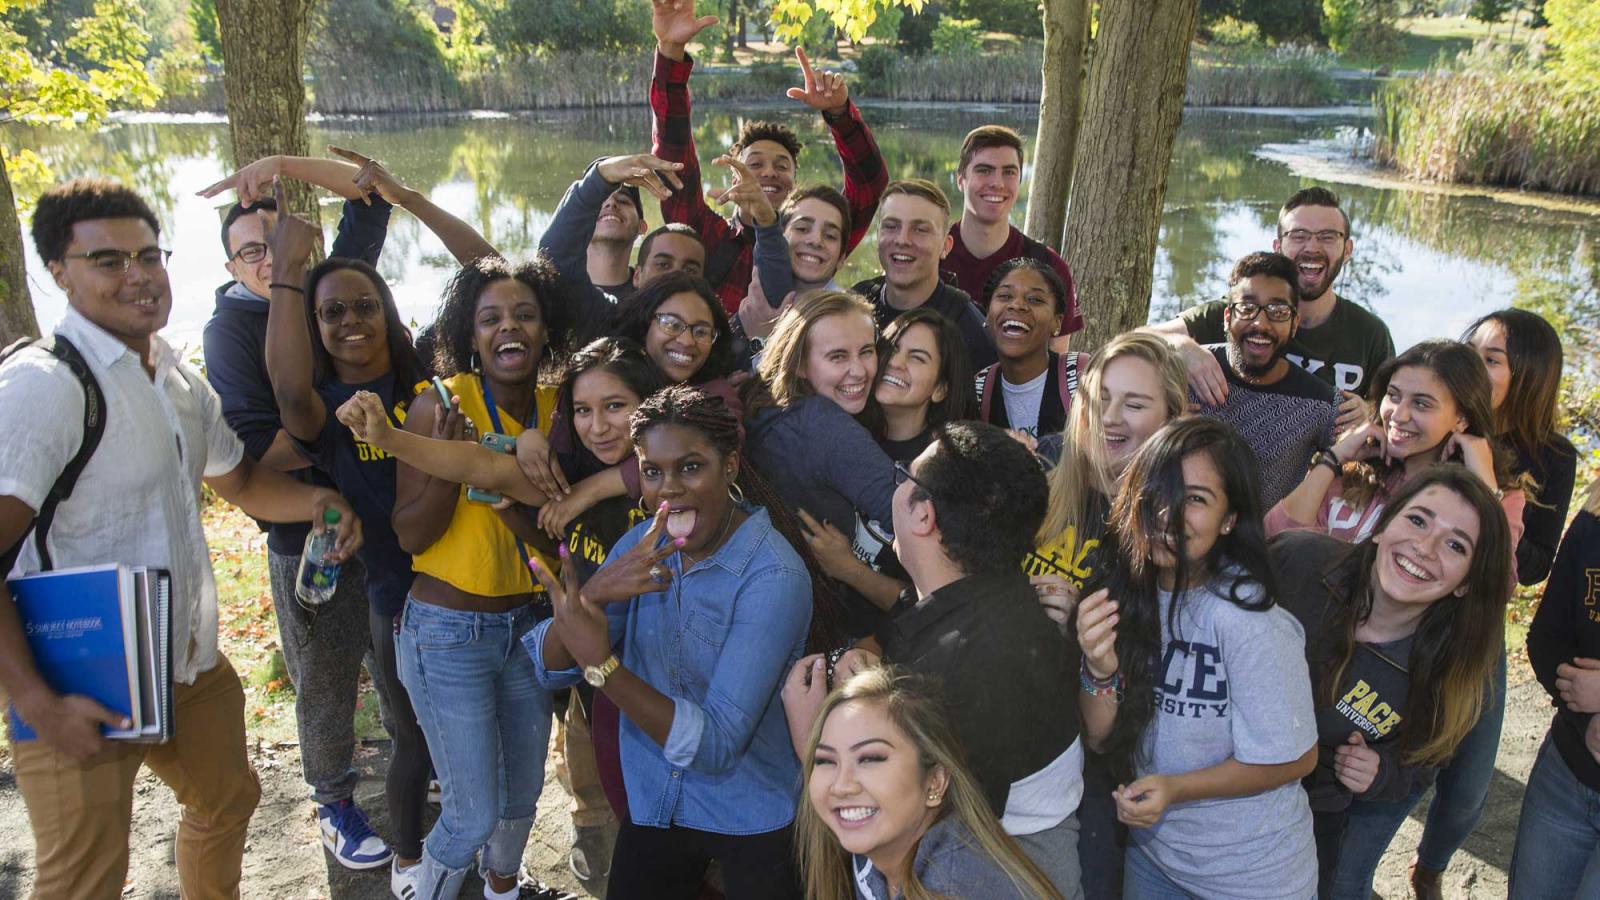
[{"x1": 652, "y1": 0, "x2": 718, "y2": 61}]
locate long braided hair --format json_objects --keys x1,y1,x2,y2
[{"x1": 629, "y1": 385, "x2": 849, "y2": 651}]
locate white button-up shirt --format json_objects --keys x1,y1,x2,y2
[{"x1": 0, "y1": 308, "x2": 244, "y2": 684}]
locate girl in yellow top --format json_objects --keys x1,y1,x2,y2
[
  {"x1": 1027, "y1": 332, "x2": 1187, "y2": 900},
  {"x1": 391, "y1": 254, "x2": 576, "y2": 900}
]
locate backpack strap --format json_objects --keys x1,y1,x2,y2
[
  {"x1": 1057, "y1": 350, "x2": 1080, "y2": 416},
  {"x1": 977, "y1": 363, "x2": 997, "y2": 423},
  {"x1": 0, "y1": 335, "x2": 106, "y2": 573}
]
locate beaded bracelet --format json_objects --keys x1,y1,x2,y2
[
  {"x1": 1079, "y1": 659, "x2": 1123, "y2": 701},
  {"x1": 269, "y1": 281, "x2": 305, "y2": 294}
]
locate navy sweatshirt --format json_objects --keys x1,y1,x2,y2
[
  {"x1": 202, "y1": 196, "x2": 391, "y2": 554},
  {"x1": 1528, "y1": 507, "x2": 1600, "y2": 792}
]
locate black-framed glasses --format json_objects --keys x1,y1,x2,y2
[
  {"x1": 228, "y1": 241, "x2": 269, "y2": 264},
  {"x1": 653, "y1": 312, "x2": 718, "y2": 345},
  {"x1": 316, "y1": 297, "x2": 383, "y2": 323},
  {"x1": 893, "y1": 460, "x2": 925, "y2": 490},
  {"x1": 1228, "y1": 301, "x2": 1296, "y2": 322},
  {"x1": 67, "y1": 248, "x2": 172, "y2": 275},
  {"x1": 1280, "y1": 228, "x2": 1346, "y2": 246}
]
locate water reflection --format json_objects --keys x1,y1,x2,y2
[{"x1": 6, "y1": 105, "x2": 1597, "y2": 354}]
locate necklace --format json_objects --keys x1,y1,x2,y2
[{"x1": 681, "y1": 505, "x2": 736, "y2": 569}]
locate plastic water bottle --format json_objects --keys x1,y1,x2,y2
[{"x1": 296, "y1": 508, "x2": 343, "y2": 606}]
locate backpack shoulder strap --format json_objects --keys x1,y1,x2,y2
[
  {"x1": 0, "y1": 335, "x2": 106, "y2": 573},
  {"x1": 977, "y1": 363, "x2": 996, "y2": 423},
  {"x1": 1057, "y1": 350, "x2": 1080, "y2": 414}
]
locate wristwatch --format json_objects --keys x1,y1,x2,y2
[{"x1": 584, "y1": 654, "x2": 621, "y2": 688}]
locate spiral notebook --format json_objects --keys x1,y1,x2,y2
[{"x1": 7, "y1": 564, "x2": 173, "y2": 743}]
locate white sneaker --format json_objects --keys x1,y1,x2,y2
[{"x1": 391, "y1": 858, "x2": 420, "y2": 900}]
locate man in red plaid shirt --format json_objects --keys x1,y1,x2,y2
[{"x1": 649, "y1": 0, "x2": 888, "y2": 315}]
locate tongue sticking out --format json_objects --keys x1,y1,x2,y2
[{"x1": 666, "y1": 509, "x2": 698, "y2": 541}]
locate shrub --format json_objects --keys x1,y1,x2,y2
[{"x1": 931, "y1": 16, "x2": 984, "y2": 55}]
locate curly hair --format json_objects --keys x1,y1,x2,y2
[
  {"x1": 32, "y1": 178, "x2": 161, "y2": 264},
  {"x1": 630, "y1": 385, "x2": 848, "y2": 651},
  {"x1": 733, "y1": 120, "x2": 803, "y2": 161},
  {"x1": 429, "y1": 253, "x2": 577, "y2": 378},
  {"x1": 598, "y1": 272, "x2": 736, "y2": 385}
]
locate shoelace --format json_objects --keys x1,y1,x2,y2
[{"x1": 330, "y1": 801, "x2": 381, "y2": 847}]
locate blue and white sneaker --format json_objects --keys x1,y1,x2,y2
[{"x1": 317, "y1": 799, "x2": 394, "y2": 870}]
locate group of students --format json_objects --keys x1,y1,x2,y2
[{"x1": 4, "y1": 5, "x2": 1599, "y2": 900}]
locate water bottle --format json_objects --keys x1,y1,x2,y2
[{"x1": 296, "y1": 508, "x2": 343, "y2": 606}]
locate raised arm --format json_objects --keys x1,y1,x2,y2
[
  {"x1": 262, "y1": 182, "x2": 329, "y2": 441},
  {"x1": 711, "y1": 155, "x2": 791, "y2": 306},
  {"x1": 650, "y1": 1, "x2": 732, "y2": 247},
  {"x1": 786, "y1": 48, "x2": 887, "y2": 254},
  {"x1": 327, "y1": 146, "x2": 499, "y2": 266},
  {"x1": 391, "y1": 390, "x2": 472, "y2": 554},
  {"x1": 335, "y1": 390, "x2": 548, "y2": 507},
  {"x1": 541, "y1": 155, "x2": 686, "y2": 312}
]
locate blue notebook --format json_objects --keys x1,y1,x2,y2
[{"x1": 8, "y1": 564, "x2": 143, "y2": 741}]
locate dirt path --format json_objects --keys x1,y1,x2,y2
[{"x1": 0, "y1": 667, "x2": 1555, "y2": 900}]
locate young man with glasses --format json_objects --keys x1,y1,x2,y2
[
  {"x1": 1197, "y1": 253, "x2": 1338, "y2": 508},
  {"x1": 2, "y1": 178, "x2": 364, "y2": 898},
  {"x1": 198, "y1": 157, "x2": 398, "y2": 871},
  {"x1": 1148, "y1": 186, "x2": 1394, "y2": 431}
]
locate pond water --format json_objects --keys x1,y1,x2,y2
[{"x1": 9, "y1": 103, "x2": 1599, "y2": 355}]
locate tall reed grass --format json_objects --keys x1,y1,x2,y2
[
  {"x1": 1375, "y1": 69, "x2": 1600, "y2": 197},
  {"x1": 1185, "y1": 45, "x2": 1340, "y2": 107}
]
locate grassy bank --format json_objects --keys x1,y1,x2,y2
[{"x1": 1375, "y1": 69, "x2": 1600, "y2": 197}]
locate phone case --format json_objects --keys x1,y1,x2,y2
[{"x1": 466, "y1": 432, "x2": 516, "y2": 504}]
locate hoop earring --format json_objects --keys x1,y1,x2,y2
[
  {"x1": 727, "y1": 481, "x2": 745, "y2": 504},
  {"x1": 638, "y1": 496, "x2": 649, "y2": 513},
  {"x1": 470, "y1": 350, "x2": 481, "y2": 373}
]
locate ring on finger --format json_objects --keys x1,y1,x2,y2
[{"x1": 649, "y1": 564, "x2": 666, "y2": 583}]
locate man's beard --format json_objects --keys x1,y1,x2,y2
[
  {"x1": 1227, "y1": 333, "x2": 1288, "y2": 380},
  {"x1": 1295, "y1": 251, "x2": 1345, "y2": 300}
]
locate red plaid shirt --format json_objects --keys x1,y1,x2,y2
[{"x1": 650, "y1": 50, "x2": 888, "y2": 313}]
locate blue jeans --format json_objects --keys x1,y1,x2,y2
[
  {"x1": 1328, "y1": 647, "x2": 1507, "y2": 898},
  {"x1": 396, "y1": 597, "x2": 552, "y2": 899},
  {"x1": 1124, "y1": 845, "x2": 1197, "y2": 900},
  {"x1": 1508, "y1": 733, "x2": 1600, "y2": 899}
]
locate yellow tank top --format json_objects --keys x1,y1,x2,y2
[{"x1": 411, "y1": 372, "x2": 559, "y2": 597}]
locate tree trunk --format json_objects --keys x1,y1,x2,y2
[
  {"x1": 726, "y1": 0, "x2": 738, "y2": 58},
  {"x1": 214, "y1": 0, "x2": 322, "y2": 225},
  {"x1": 736, "y1": 8, "x2": 748, "y2": 48},
  {"x1": 1062, "y1": 0, "x2": 1200, "y2": 354},
  {"x1": 1023, "y1": 0, "x2": 1092, "y2": 254},
  {"x1": 0, "y1": 150, "x2": 40, "y2": 346}
]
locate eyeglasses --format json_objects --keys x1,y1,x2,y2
[
  {"x1": 1228, "y1": 301, "x2": 1296, "y2": 322},
  {"x1": 228, "y1": 241, "x2": 269, "y2": 264},
  {"x1": 653, "y1": 312, "x2": 718, "y2": 345},
  {"x1": 1280, "y1": 228, "x2": 1347, "y2": 247},
  {"x1": 67, "y1": 248, "x2": 172, "y2": 275},
  {"x1": 316, "y1": 297, "x2": 383, "y2": 323},
  {"x1": 893, "y1": 460, "x2": 926, "y2": 490}
]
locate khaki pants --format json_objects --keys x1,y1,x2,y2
[
  {"x1": 12, "y1": 655, "x2": 262, "y2": 900},
  {"x1": 552, "y1": 688, "x2": 613, "y2": 829}
]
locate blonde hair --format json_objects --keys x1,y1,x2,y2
[
  {"x1": 757, "y1": 290, "x2": 877, "y2": 409},
  {"x1": 795, "y1": 667, "x2": 1063, "y2": 900},
  {"x1": 1035, "y1": 332, "x2": 1188, "y2": 546}
]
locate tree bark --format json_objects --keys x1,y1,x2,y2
[
  {"x1": 214, "y1": 0, "x2": 322, "y2": 225},
  {"x1": 1023, "y1": 0, "x2": 1091, "y2": 254},
  {"x1": 0, "y1": 150, "x2": 39, "y2": 346},
  {"x1": 1063, "y1": 0, "x2": 1199, "y2": 354}
]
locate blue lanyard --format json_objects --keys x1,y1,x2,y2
[{"x1": 478, "y1": 376, "x2": 536, "y2": 582}]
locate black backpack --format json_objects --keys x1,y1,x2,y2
[{"x1": 0, "y1": 335, "x2": 107, "y2": 573}]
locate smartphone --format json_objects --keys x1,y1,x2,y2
[
  {"x1": 465, "y1": 432, "x2": 517, "y2": 504},
  {"x1": 430, "y1": 376, "x2": 452, "y2": 409}
]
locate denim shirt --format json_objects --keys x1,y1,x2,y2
[{"x1": 527, "y1": 505, "x2": 812, "y2": 834}]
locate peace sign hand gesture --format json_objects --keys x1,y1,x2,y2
[
  {"x1": 708, "y1": 155, "x2": 777, "y2": 227},
  {"x1": 529, "y1": 547, "x2": 613, "y2": 669},
  {"x1": 785, "y1": 48, "x2": 849, "y2": 116},
  {"x1": 574, "y1": 501, "x2": 687, "y2": 606}
]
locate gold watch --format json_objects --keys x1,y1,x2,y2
[{"x1": 584, "y1": 654, "x2": 621, "y2": 688}]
